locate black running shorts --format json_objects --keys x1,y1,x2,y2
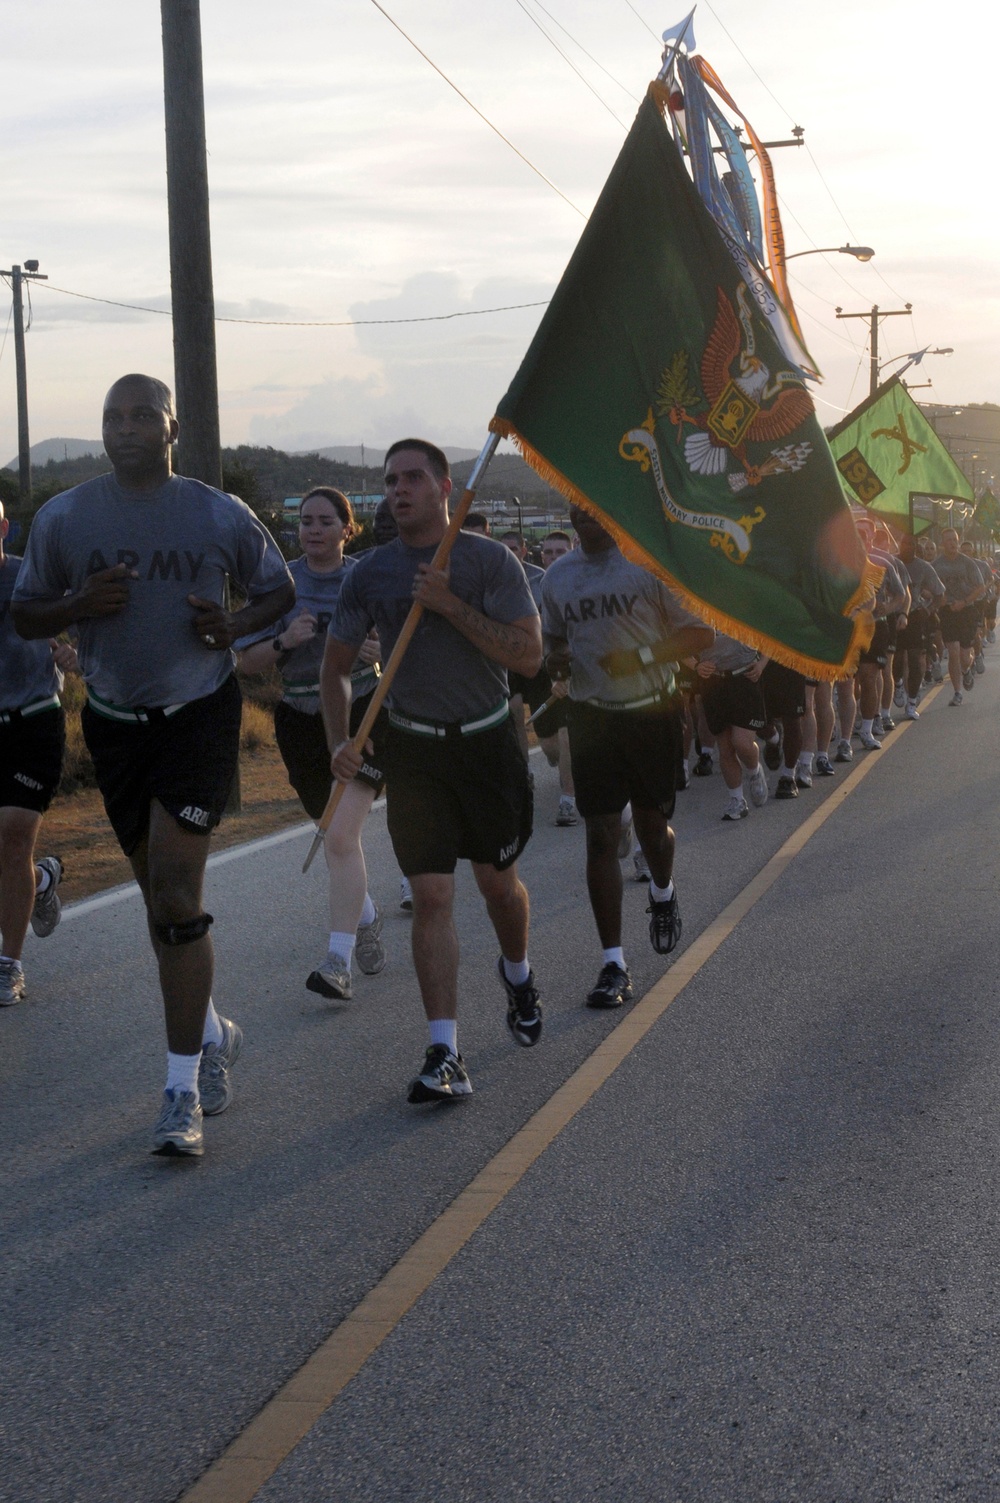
[
  {"x1": 81, "y1": 676, "x2": 242, "y2": 855},
  {"x1": 941, "y1": 604, "x2": 977, "y2": 649},
  {"x1": 859, "y1": 618, "x2": 890, "y2": 668},
  {"x1": 384, "y1": 716, "x2": 532, "y2": 876},
  {"x1": 273, "y1": 694, "x2": 386, "y2": 820},
  {"x1": 896, "y1": 608, "x2": 929, "y2": 653},
  {"x1": 761, "y1": 660, "x2": 807, "y2": 720},
  {"x1": 700, "y1": 672, "x2": 768, "y2": 737},
  {"x1": 0, "y1": 707, "x2": 65, "y2": 815},
  {"x1": 566, "y1": 698, "x2": 682, "y2": 819}
]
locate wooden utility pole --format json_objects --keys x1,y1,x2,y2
[
  {"x1": 160, "y1": 0, "x2": 222, "y2": 487},
  {"x1": 3, "y1": 261, "x2": 48, "y2": 507},
  {"x1": 835, "y1": 303, "x2": 912, "y2": 397}
]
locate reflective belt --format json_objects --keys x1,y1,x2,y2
[
  {"x1": 582, "y1": 692, "x2": 664, "y2": 711},
  {"x1": 388, "y1": 700, "x2": 509, "y2": 738},
  {"x1": 87, "y1": 689, "x2": 185, "y2": 723},
  {"x1": 0, "y1": 693, "x2": 60, "y2": 725},
  {"x1": 283, "y1": 683, "x2": 321, "y2": 698}
]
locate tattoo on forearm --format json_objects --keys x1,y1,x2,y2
[{"x1": 452, "y1": 602, "x2": 528, "y2": 660}]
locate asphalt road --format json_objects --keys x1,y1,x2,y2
[{"x1": 4, "y1": 666, "x2": 999, "y2": 1503}]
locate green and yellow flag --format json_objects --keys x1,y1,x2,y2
[
  {"x1": 491, "y1": 84, "x2": 877, "y2": 680},
  {"x1": 974, "y1": 489, "x2": 1000, "y2": 539},
  {"x1": 827, "y1": 378, "x2": 973, "y2": 530}
]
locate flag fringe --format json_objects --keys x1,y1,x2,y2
[{"x1": 490, "y1": 416, "x2": 877, "y2": 681}]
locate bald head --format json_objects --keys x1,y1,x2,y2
[{"x1": 104, "y1": 373, "x2": 175, "y2": 417}]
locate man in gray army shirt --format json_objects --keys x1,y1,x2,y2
[
  {"x1": 13, "y1": 374, "x2": 294, "y2": 1157},
  {"x1": 323, "y1": 438, "x2": 543, "y2": 1104}
]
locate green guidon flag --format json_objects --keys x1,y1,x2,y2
[
  {"x1": 975, "y1": 490, "x2": 1000, "y2": 538},
  {"x1": 827, "y1": 378, "x2": 974, "y2": 530},
  {"x1": 491, "y1": 85, "x2": 877, "y2": 679}
]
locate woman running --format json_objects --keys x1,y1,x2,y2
[{"x1": 236, "y1": 486, "x2": 386, "y2": 1000}]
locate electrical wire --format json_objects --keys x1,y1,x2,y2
[
  {"x1": 367, "y1": 0, "x2": 585, "y2": 218},
  {"x1": 514, "y1": 0, "x2": 628, "y2": 125},
  {"x1": 0, "y1": 302, "x2": 12, "y2": 368},
  {"x1": 33, "y1": 282, "x2": 552, "y2": 326},
  {"x1": 528, "y1": 0, "x2": 639, "y2": 101},
  {"x1": 622, "y1": 0, "x2": 661, "y2": 42}
]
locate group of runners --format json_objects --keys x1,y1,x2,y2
[{"x1": 2, "y1": 370, "x2": 994, "y2": 1158}]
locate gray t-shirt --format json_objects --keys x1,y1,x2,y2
[
  {"x1": 1, "y1": 554, "x2": 62, "y2": 712},
  {"x1": 932, "y1": 552, "x2": 982, "y2": 606},
  {"x1": 13, "y1": 473, "x2": 291, "y2": 708},
  {"x1": 869, "y1": 548, "x2": 908, "y2": 618},
  {"x1": 699, "y1": 632, "x2": 759, "y2": 674},
  {"x1": 540, "y1": 544, "x2": 708, "y2": 704},
  {"x1": 235, "y1": 553, "x2": 376, "y2": 715},
  {"x1": 901, "y1": 556, "x2": 944, "y2": 611},
  {"x1": 329, "y1": 531, "x2": 537, "y2": 722}
]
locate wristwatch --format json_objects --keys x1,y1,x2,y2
[
  {"x1": 272, "y1": 635, "x2": 285, "y2": 653},
  {"x1": 637, "y1": 644, "x2": 655, "y2": 667}
]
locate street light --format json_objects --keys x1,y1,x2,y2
[{"x1": 784, "y1": 244, "x2": 875, "y2": 261}]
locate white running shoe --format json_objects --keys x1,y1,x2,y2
[
  {"x1": 632, "y1": 848, "x2": 651, "y2": 882},
  {"x1": 555, "y1": 796, "x2": 579, "y2": 826},
  {"x1": 893, "y1": 680, "x2": 905, "y2": 708},
  {"x1": 722, "y1": 793, "x2": 749, "y2": 821},
  {"x1": 904, "y1": 701, "x2": 920, "y2": 720},
  {"x1": 399, "y1": 877, "x2": 413, "y2": 912},
  {"x1": 858, "y1": 728, "x2": 882, "y2": 750},
  {"x1": 746, "y1": 764, "x2": 768, "y2": 807},
  {"x1": 31, "y1": 856, "x2": 63, "y2": 938}
]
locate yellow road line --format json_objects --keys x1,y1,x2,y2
[{"x1": 181, "y1": 691, "x2": 938, "y2": 1503}]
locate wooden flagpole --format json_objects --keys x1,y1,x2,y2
[{"x1": 302, "y1": 431, "x2": 501, "y2": 873}]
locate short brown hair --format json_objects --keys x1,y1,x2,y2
[{"x1": 385, "y1": 438, "x2": 450, "y2": 480}]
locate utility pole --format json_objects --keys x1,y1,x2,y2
[
  {"x1": 835, "y1": 303, "x2": 912, "y2": 397},
  {"x1": 160, "y1": 0, "x2": 221, "y2": 487},
  {"x1": 2, "y1": 260, "x2": 48, "y2": 507}
]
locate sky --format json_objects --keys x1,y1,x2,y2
[{"x1": 1, "y1": 0, "x2": 996, "y2": 465}]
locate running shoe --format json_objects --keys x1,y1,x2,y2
[
  {"x1": 775, "y1": 775, "x2": 798, "y2": 799},
  {"x1": 647, "y1": 887, "x2": 682, "y2": 954},
  {"x1": 975, "y1": 652, "x2": 986, "y2": 675},
  {"x1": 949, "y1": 690, "x2": 963, "y2": 706},
  {"x1": 963, "y1": 666, "x2": 975, "y2": 691},
  {"x1": 872, "y1": 714, "x2": 884, "y2": 738},
  {"x1": 617, "y1": 812, "x2": 634, "y2": 860},
  {"x1": 355, "y1": 903, "x2": 386, "y2": 975},
  {"x1": 989, "y1": 629, "x2": 997, "y2": 645},
  {"x1": 151, "y1": 1089, "x2": 204, "y2": 1157},
  {"x1": 893, "y1": 680, "x2": 906, "y2": 707},
  {"x1": 407, "y1": 1044, "x2": 470, "y2": 1103},
  {"x1": 198, "y1": 1016, "x2": 243, "y2": 1116},
  {"x1": 722, "y1": 793, "x2": 749, "y2": 821},
  {"x1": 632, "y1": 848, "x2": 651, "y2": 883},
  {"x1": 923, "y1": 669, "x2": 933, "y2": 685},
  {"x1": 497, "y1": 959, "x2": 542, "y2": 1047},
  {"x1": 399, "y1": 878, "x2": 413, "y2": 912},
  {"x1": 880, "y1": 714, "x2": 896, "y2": 732},
  {"x1": 932, "y1": 661, "x2": 944, "y2": 683},
  {"x1": 692, "y1": 751, "x2": 714, "y2": 777},
  {"x1": 815, "y1": 754, "x2": 835, "y2": 776},
  {"x1": 0, "y1": 957, "x2": 25, "y2": 1006},
  {"x1": 762, "y1": 736, "x2": 782, "y2": 771},
  {"x1": 904, "y1": 701, "x2": 920, "y2": 720},
  {"x1": 30, "y1": 856, "x2": 64, "y2": 939},
  {"x1": 306, "y1": 952, "x2": 352, "y2": 1000},
  {"x1": 747, "y1": 763, "x2": 769, "y2": 807},
  {"x1": 835, "y1": 739, "x2": 853, "y2": 763},
  {"x1": 858, "y1": 728, "x2": 882, "y2": 751},
  {"x1": 555, "y1": 796, "x2": 579, "y2": 826},
  {"x1": 795, "y1": 764, "x2": 813, "y2": 789},
  {"x1": 586, "y1": 961, "x2": 633, "y2": 1009}
]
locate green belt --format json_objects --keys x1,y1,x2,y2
[{"x1": 388, "y1": 700, "x2": 509, "y2": 739}]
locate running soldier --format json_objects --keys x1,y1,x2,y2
[
  {"x1": 236, "y1": 487, "x2": 386, "y2": 1001},
  {"x1": 12, "y1": 373, "x2": 293, "y2": 1156},
  {"x1": 0, "y1": 501, "x2": 71, "y2": 1005},
  {"x1": 541, "y1": 506, "x2": 711, "y2": 1009},
  {"x1": 934, "y1": 528, "x2": 986, "y2": 706},
  {"x1": 322, "y1": 439, "x2": 542, "y2": 1103}
]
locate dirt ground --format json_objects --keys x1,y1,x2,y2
[{"x1": 41, "y1": 742, "x2": 306, "y2": 904}]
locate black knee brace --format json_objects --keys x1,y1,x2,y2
[{"x1": 154, "y1": 912, "x2": 213, "y2": 946}]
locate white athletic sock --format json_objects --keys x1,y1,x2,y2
[
  {"x1": 1, "y1": 954, "x2": 22, "y2": 969},
  {"x1": 649, "y1": 879, "x2": 674, "y2": 902},
  {"x1": 358, "y1": 893, "x2": 376, "y2": 928},
  {"x1": 766, "y1": 730, "x2": 780, "y2": 745},
  {"x1": 429, "y1": 1018, "x2": 458, "y2": 1055},
  {"x1": 602, "y1": 946, "x2": 626, "y2": 968},
  {"x1": 34, "y1": 865, "x2": 52, "y2": 894},
  {"x1": 797, "y1": 753, "x2": 813, "y2": 771},
  {"x1": 620, "y1": 802, "x2": 632, "y2": 827},
  {"x1": 907, "y1": 698, "x2": 917, "y2": 709},
  {"x1": 502, "y1": 956, "x2": 531, "y2": 987},
  {"x1": 781, "y1": 764, "x2": 797, "y2": 779},
  {"x1": 861, "y1": 718, "x2": 875, "y2": 736},
  {"x1": 682, "y1": 759, "x2": 689, "y2": 776},
  {"x1": 201, "y1": 998, "x2": 224, "y2": 1050},
  {"x1": 329, "y1": 931, "x2": 356, "y2": 964},
  {"x1": 165, "y1": 1051, "x2": 200, "y2": 1097}
]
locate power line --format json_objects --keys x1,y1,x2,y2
[
  {"x1": 29, "y1": 281, "x2": 552, "y2": 327},
  {"x1": 514, "y1": 0, "x2": 627, "y2": 125},
  {"x1": 367, "y1": 0, "x2": 585, "y2": 218},
  {"x1": 529, "y1": 0, "x2": 639, "y2": 101},
  {"x1": 621, "y1": 0, "x2": 660, "y2": 43}
]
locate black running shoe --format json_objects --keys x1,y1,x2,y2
[
  {"x1": 497, "y1": 958, "x2": 543, "y2": 1046},
  {"x1": 692, "y1": 750, "x2": 714, "y2": 777},
  {"x1": 586, "y1": 961, "x2": 633, "y2": 1009},
  {"x1": 407, "y1": 1044, "x2": 470, "y2": 1103},
  {"x1": 774, "y1": 775, "x2": 798, "y2": 800},
  {"x1": 647, "y1": 887, "x2": 682, "y2": 954}
]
